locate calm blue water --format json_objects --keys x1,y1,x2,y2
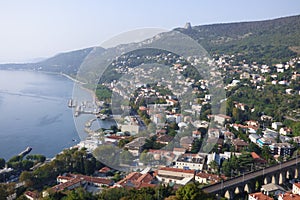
[{"x1": 0, "y1": 70, "x2": 114, "y2": 160}]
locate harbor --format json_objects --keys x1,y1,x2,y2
[{"x1": 68, "y1": 99, "x2": 102, "y2": 117}]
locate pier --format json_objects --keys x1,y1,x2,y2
[{"x1": 69, "y1": 100, "x2": 101, "y2": 117}]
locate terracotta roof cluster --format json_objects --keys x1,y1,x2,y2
[
  {"x1": 53, "y1": 173, "x2": 113, "y2": 192},
  {"x1": 52, "y1": 177, "x2": 82, "y2": 192},
  {"x1": 117, "y1": 172, "x2": 155, "y2": 189}
]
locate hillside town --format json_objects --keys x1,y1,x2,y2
[
  {"x1": 26, "y1": 52, "x2": 299, "y2": 199},
  {"x1": 0, "y1": 15, "x2": 300, "y2": 200},
  {"x1": 1, "y1": 46, "x2": 299, "y2": 199}
]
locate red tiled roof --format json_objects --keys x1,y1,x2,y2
[
  {"x1": 251, "y1": 152, "x2": 261, "y2": 159},
  {"x1": 52, "y1": 177, "x2": 82, "y2": 192},
  {"x1": 57, "y1": 175, "x2": 73, "y2": 181},
  {"x1": 249, "y1": 192, "x2": 274, "y2": 200},
  {"x1": 99, "y1": 166, "x2": 111, "y2": 173},
  {"x1": 279, "y1": 192, "x2": 300, "y2": 200},
  {"x1": 196, "y1": 172, "x2": 220, "y2": 182},
  {"x1": 24, "y1": 191, "x2": 38, "y2": 198},
  {"x1": 136, "y1": 173, "x2": 153, "y2": 183},
  {"x1": 117, "y1": 172, "x2": 153, "y2": 188},
  {"x1": 158, "y1": 167, "x2": 195, "y2": 174}
]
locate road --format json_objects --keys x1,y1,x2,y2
[{"x1": 203, "y1": 158, "x2": 300, "y2": 194}]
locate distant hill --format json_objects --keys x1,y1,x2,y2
[
  {"x1": 1, "y1": 15, "x2": 299, "y2": 77},
  {"x1": 0, "y1": 47, "x2": 96, "y2": 76},
  {"x1": 176, "y1": 15, "x2": 300, "y2": 64}
]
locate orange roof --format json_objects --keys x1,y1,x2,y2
[
  {"x1": 99, "y1": 166, "x2": 111, "y2": 173},
  {"x1": 278, "y1": 192, "x2": 300, "y2": 200},
  {"x1": 117, "y1": 172, "x2": 154, "y2": 188},
  {"x1": 251, "y1": 152, "x2": 261, "y2": 159},
  {"x1": 158, "y1": 167, "x2": 195, "y2": 174},
  {"x1": 24, "y1": 191, "x2": 38, "y2": 198},
  {"x1": 57, "y1": 175, "x2": 73, "y2": 181},
  {"x1": 52, "y1": 178, "x2": 82, "y2": 192},
  {"x1": 249, "y1": 192, "x2": 274, "y2": 200}
]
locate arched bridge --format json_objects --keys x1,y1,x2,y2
[{"x1": 202, "y1": 157, "x2": 300, "y2": 199}]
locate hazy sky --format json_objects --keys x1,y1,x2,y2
[{"x1": 0, "y1": 0, "x2": 299, "y2": 63}]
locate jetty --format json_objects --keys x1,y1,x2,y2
[
  {"x1": 85, "y1": 118, "x2": 97, "y2": 128},
  {"x1": 19, "y1": 147, "x2": 32, "y2": 157},
  {"x1": 68, "y1": 99, "x2": 77, "y2": 108},
  {"x1": 70, "y1": 100, "x2": 101, "y2": 117}
]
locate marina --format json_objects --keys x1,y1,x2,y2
[{"x1": 70, "y1": 99, "x2": 101, "y2": 117}]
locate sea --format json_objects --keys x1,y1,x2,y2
[{"x1": 0, "y1": 70, "x2": 115, "y2": 160}]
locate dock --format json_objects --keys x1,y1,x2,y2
[{"x1": 18, "y1": 147, "x2": 32, "y2": 157}]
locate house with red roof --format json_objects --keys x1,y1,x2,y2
[
  {"x1": 248, "y1": 192, "x2": 274, "y2": 200},
  {"x1": 116, "y1": 172, "x2": 155, "y2": 189}
]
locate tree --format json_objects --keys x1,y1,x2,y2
[
  {"x1": 63, "y1": 187, "x2": 96, "y2": 200},
  {"x1": 261, "y1": 146, "x2": 272, "y2": 163},
  {"x1": 176, "y1": 183, "x2": 214, "y2": 200},
  {"x1": 21, "y1": 160, "x2": 34, "y2": 170},
  {"x1": 208, "y1": 160, "x2": 219, "y2": 174},
  {"x1": 221, "y1": 160, "x2": 231, "y2": 177},
  {"x1": 120, "y1": 150, "x2": 134, "y2": 165}
]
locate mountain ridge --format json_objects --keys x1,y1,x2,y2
[{"x1": 1, "y1": 14, "x2": 299, "y2": 74}]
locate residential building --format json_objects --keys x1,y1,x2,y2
[
  {"x1": 173, "y1": 148, "x2": 186, "y2": 156},
  {"x1": 180, "y1": 136, "x2": 194, "y2": 151},
  {"x1": 195, "y1": 172, "x2": 221, "y2": 184},
  {"x1": 272, "y1": 122, "x2": 283, "y2": 130},
  {"x1": 280, "y1": 127, "x2": 292, "y2": 136},
  {"x1": 269, "y1": 143, "x2": 294, "y2": 157},
  {"x1": 292, "y1": 183, "x2": 300, "y2": 195},
  {"x1": 261, "y1": 183, "x2": 286, "y2": 196},
  {"x1": 278, "y1": 192, "x2": 300, "y2": 200},
  {"x1": 116, "y1": 172, "x2": 155, "y2": 189},
  {"x1": 124, "y1": 137, "x2": 146, "y2": 156},
  {"x1": 249, "y1": 133, "x2": 261, "y2": 144},
  {"x1": 175, "y1": 153, "x2": 206, "y2": 170},
  {"x1": 24, "y1": 191, "x2": 39, "y2": 200},
  {"x1": 232, "y1": 138, "x2": 248, "y2": 152},
  {"x1": 212, "y1": 114, "x2": 231, "y2": 125},
  {"x1": 192, "y1": 130, "x2": 201, "y2": 139},
  {"x1": 157, "y1": 135, "x2": 173, "y2": 145},
  {"x1": 156, "y1": 167, "x2": 195, "y2": 185}
]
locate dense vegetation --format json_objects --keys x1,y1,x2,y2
[
  {"x1": 177, "y1": 15, "x2": 300, "y2": 64},
  {"x1": 19, "y1": 148, "x2": 101, "y2": 190}
]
